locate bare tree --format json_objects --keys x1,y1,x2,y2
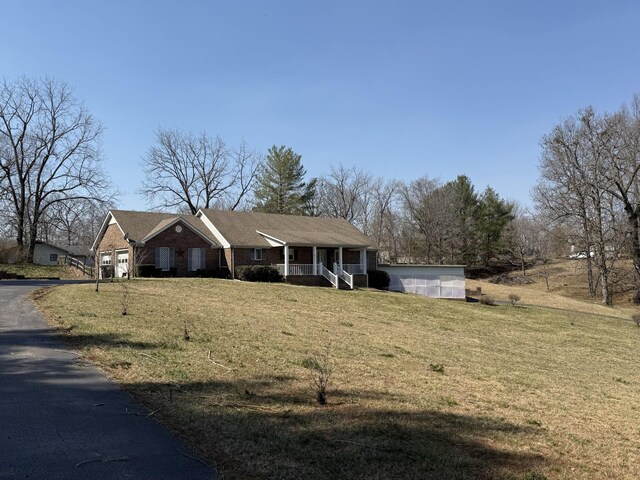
[
  {"x1": 140, "y1": 129, "x2": 261, "y2": 214},
  {"x1": 0, "y1": 77, "x2": 110, "y2": 261},
  {"x1": 316, "y1": 164, "x2": 371, "y2": 225}
]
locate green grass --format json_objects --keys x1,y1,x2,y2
[
  {"x1": 35, "y1": 279, "x2": 640, "y2": 479},
  {"x1": 0, "y1": 263, "x2": 79, "y2": 279}
]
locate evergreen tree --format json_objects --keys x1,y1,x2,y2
[
  {"x1": 253, "y1": 145, "x2": 316, "y2": 215},
  {"x1": 443, "y1": 175, "x2": 480, "y2": 265},
  {"x1": 476, "y1": 187, "x2": 514, "y2": 266}
]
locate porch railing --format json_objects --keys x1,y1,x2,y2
[
  {"x1": 274, "y1": 263, "x2": 315, "y2": 276},
  {"x1": 320, "y1": 263, "x2": 339, "y2": 288},
  {"x1": 335, "y1": 263, "x2": 354, "y2": 289},
  {"x1": 343, "y1": 264, "x2": 366, "y2": 275}
]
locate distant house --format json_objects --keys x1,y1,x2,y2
[{"x1": 92, "y1": 209, "x2": 377, "y2": 289}]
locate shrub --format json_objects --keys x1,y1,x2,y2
[
  {"x1": 479, "y1": 295, "x2": 496, "y2": 306},
  {"x1": 136, "y1": 264, "x2": 157, "y2": 278},
  {"x1": 429, "y1": 363, "x2": 445, "y2": 374},
  {"x1": 301, "y1": 342, "x2": 332, "y2": 405},
  {"x1": 368, "y1": 269, "x2": 390, "y2": 290},
  {"x1": 100, "y1": 265, "x2": 114, "y2": 279},
  {"x1": 203, "y1": 268, "x2": 231, "y2": 279},
  {"x1": 508, "y1": 293, "x2": 521, "y2": 306},
  {"x1": 236, "y1": 265, "x2": 282, "y2": 283}
]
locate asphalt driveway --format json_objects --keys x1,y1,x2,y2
[{"x1": 0, "y1": 281, "x2": 217, "y2": 479}]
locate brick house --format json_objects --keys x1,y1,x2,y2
[
  {"x1": 91, "y1": 210, "x2": 220, "y2": 278},
  {"x1": 92, "y1": 209, "x2": 377, "y2": 288}
]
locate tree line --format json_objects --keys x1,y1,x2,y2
[
  {"x1": 534, "y1": 97, "x2": 640, "y2": 305},
  {"x1": 0, "y1": 76, "x2": 521, "y2": 270}
]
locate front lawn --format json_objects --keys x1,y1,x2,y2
[{"x1": 35, "y1": 279, "x2": 640, "y2": 479}]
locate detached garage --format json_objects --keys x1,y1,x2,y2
[{"x1": 378, "y1": 264, "x2": 466, "y2": 299}]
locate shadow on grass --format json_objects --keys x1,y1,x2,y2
[{"x1": 125, "y1": 377, "x2": 549, "y2": 480}]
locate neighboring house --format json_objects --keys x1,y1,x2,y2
[
  {"x1": 32, "y1": 242, "x2": 69, "y2": 265},
  {"x1": 0, "y1": 240, "x2": 92, "y2": 266},
  {"x1": 378, "y1": 264, "x2": 466, "y2": 299},
  {"x1": 92, "y1": 209, "x2": 377, "y2": 288}
]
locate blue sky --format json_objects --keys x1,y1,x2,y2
[{"x1": 2, "y1": 1, "x2": 639, "y2": 210}]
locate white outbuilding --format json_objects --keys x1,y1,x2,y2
[{"x1": 377, "y1": 264, "x2": 466, "y2": 299}]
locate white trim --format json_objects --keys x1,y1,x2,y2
[
  {"x1": 312, "y1": 246, "x2": 317, "y2": 276},
  {"x1": 255, "y1": 230, "x2": 286, "y2": 246},
  {"x1": 196, "y1": 210, "x2": 231, "y2": 248},
  {"x1": 284, "y1": 245, "x2": 289, "y2": 277},
  {"x1": 251, "y1": 248, "x2": 263, "y2": 261}
]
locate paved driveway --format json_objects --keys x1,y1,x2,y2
[{"x1": 0, "y1": 281, "x2": 217, "y2": 479}]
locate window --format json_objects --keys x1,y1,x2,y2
[
  {"x1": 50, "y1": 253, "x2": 58, "y2": 262},
  {"x1": 156, "y1": 247, "x2": 175, "y2": 271},
  {"x1": 188, "y1": 248, "x2": 206, "y2": 271},
  {"x1": 288, "y1": 248, "x2": 295, "y2": 261},
  {"x1": 251, "y1": 248, "x2": 263, "y2": 261},
  {"x1": 101, "y1": 253, "x2": 112, "y2": 265}
]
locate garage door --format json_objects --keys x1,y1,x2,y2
[
  {"x1": 115, "y1": 251, "x2": 129, "y2": 278},
  {"x1": 379, "y1": 265, "x2": 466, "y2": 299}
]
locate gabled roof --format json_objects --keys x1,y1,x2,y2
[
  {"x1": 92, "y1": 210, "x2": 219, "y2": 251},
  {"x1": 197, "y1": 209, "x2": 374, "y2": 248}
]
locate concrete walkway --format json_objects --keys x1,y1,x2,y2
[{"x1": 0, "y1": 281, "x2": 217, "y2": 479}]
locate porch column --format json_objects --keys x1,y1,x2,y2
[
  {"x1": 312, "y1": 246, "x2": 317, "y2": 275},
  {"x1": 284, "y1": 244, "x2": 289, "y2": 277},
  {"x1": 338, "y1": 247, "x2": 343, "y2": 270},
  {"x1": 361, "y1": 248, "x2": 367, "y2": 274}
]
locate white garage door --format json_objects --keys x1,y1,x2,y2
[
  {"x1": 115, "y1": 251, "x2": 129, "y2": 278},
  {"x1": 379, "y1": 265, "x2": 466, "y2": 299}
]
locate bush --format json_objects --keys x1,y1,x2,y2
[
  {"x1": 236, "y1": 265, "x2": 282, "y2": 283},
  {"x1": 479, "y1": 295, "x2": 496, "y2": 306},
  {"x1": 368, "y1": 269, "x2": 390, "y2": 290},
  {"x1": 136, "y1": 264, "x2": 157, "y2": 278},
  {"x1": 202, "y1": 268, "x2": 231, "y2": 279},
  {"x1": 100, "y1": 265, "x2": 114, "y2": 279},
  {"x1": 508, "y1": 293, "x2": 521, "y2": 306}
]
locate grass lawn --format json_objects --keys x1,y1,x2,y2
[
  {"x1": 0, "y1": 263, "x2": 81, "y2": 279},
  {"x1": 35, "y1": 279, "x2": 640, "y2": 479}
]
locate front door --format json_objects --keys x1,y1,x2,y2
[{"x1": 317, "y1": 249, "x2": 327, "y2": 269}]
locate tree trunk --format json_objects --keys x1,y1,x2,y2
[{"x1": 626, "y1": 209, "x2": 640, "y2": 304}]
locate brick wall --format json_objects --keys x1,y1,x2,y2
[
  {"x1": 141, "y1": 221, "x2": 219, "y2": 276},
  {"x1": 96, "y1": 223, "x2": 132, "y2": 278}
]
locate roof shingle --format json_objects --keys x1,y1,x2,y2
[{"x1": 199, "y1": 209, "x2": 374, "y2": 248}]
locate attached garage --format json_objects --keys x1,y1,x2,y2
[{"x1": 378, "y1": 264, "x2": 466, "y2": 299}]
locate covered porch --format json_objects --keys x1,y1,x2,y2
[{"x1": 271, "y1": 245, "x2": 369, "y2": 289}]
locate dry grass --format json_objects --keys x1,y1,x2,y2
[
  {"x1": 468, "y1": 259, "x2": 639, "y2": 319},
  {"x1": 0, "y1": 263, "x2": 81, "y2": 279},
  {"x1": 35, "y1": 279, "x2": 640, "y2": 479}
]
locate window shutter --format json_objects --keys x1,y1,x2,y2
[
  {"x1": 155, "y1": 248, "x2": 160, "y2": 268},
  {"x1": 169, "y1": 248, "x2": 175, "y2": 268},
  {"x1": 200, "y1": 248, "x2": 206, "y2": 269},
  {"x1": 187, "y1": 249, "x2": 192, "y2": 271}
]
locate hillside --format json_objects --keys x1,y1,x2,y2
[
  {"x1": 36, "y1": 279, "x2": 640, "y2": 479},
  {"x1": 469, "y1": 258, "x2": 639, "y2": 315}
]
